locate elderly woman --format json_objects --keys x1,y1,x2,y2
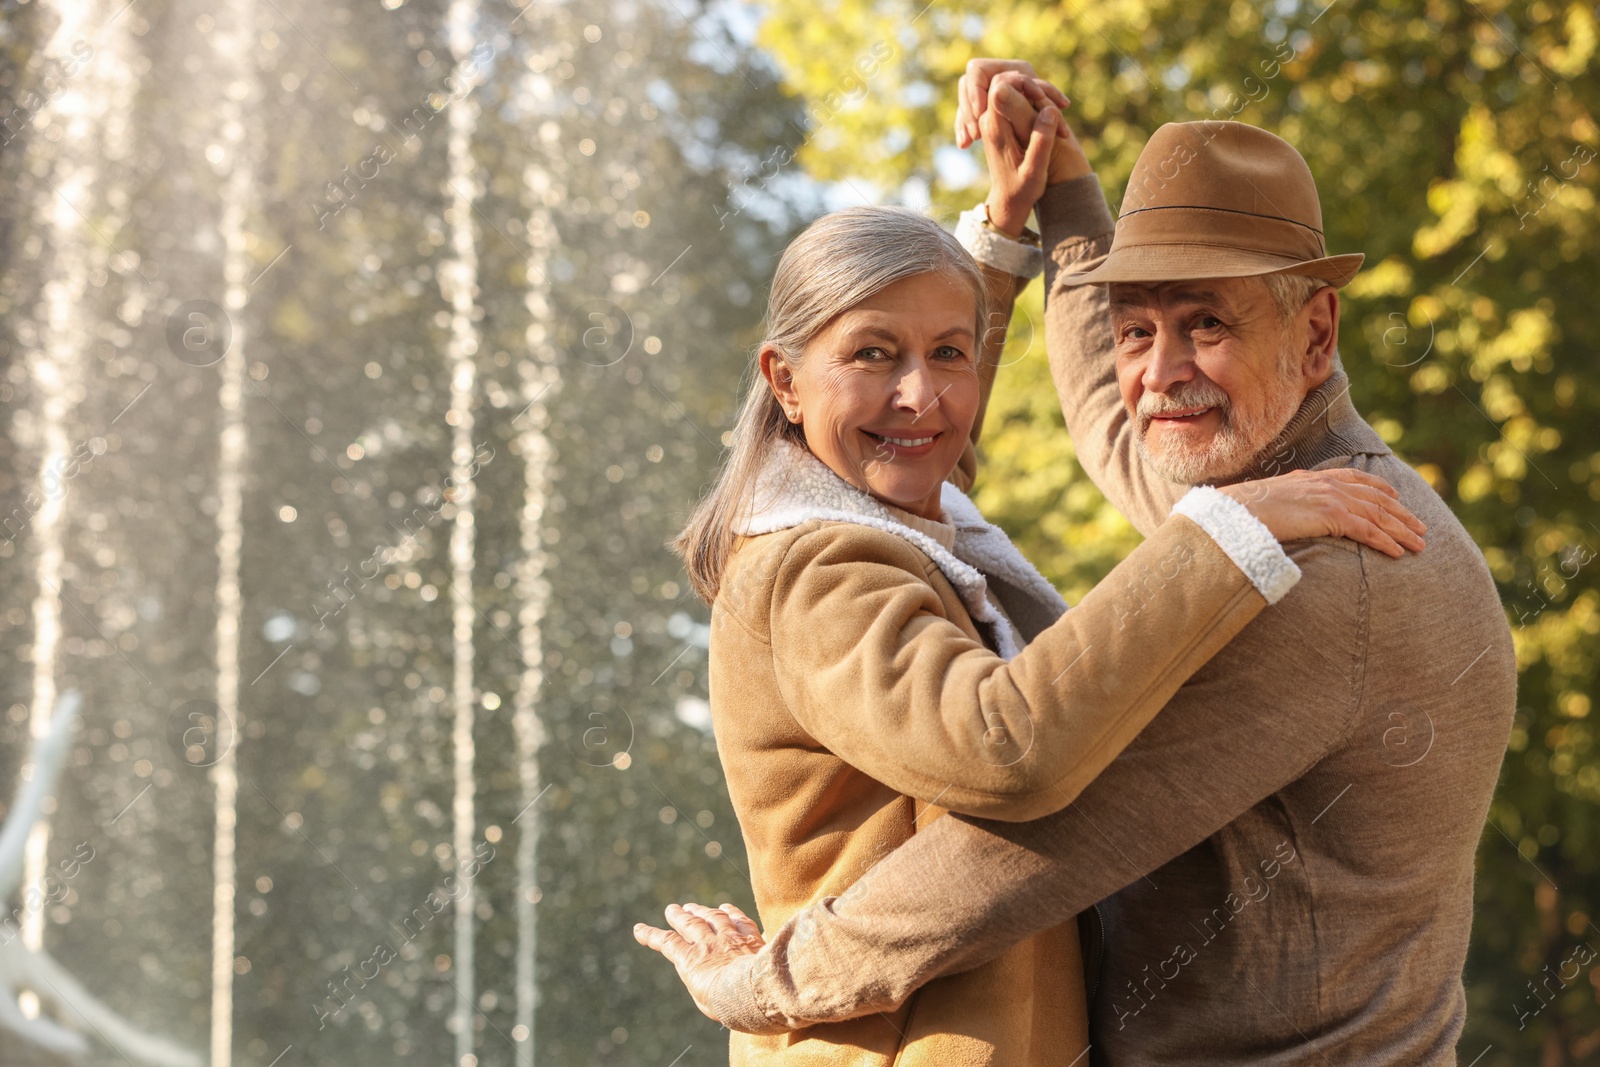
[{"x1": 639, "y1": 193, "x2": 1423, "y2": 1064}]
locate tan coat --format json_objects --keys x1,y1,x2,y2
[{"x1": 708, "y1": 436, "x2": 1286, "y2": 1065}]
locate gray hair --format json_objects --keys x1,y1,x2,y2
[
  {"x1": 1261, "y1": 272, "x2": 1331, "y2": 323},
  {"x1": 674, "y1": 205, "x2": 988, "y2": 603}
]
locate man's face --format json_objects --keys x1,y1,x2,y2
[{"x1": 1109, "y1": 276, "x2": 1314, "y2": 484}]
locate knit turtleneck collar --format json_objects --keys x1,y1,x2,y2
[{"x1": 1225, "y1": 365, "x2": 1390, "y2": 485}]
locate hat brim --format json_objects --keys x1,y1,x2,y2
[{"x1": 1062, "y1": 246, "x2": 1365, "y2": 288}]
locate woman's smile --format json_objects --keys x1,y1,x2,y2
[{"x1": 862, "y1": 428, "x2": 943, "y2": 456}]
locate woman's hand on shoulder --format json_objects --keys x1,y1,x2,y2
[{"x1": 1218, "y1": 468, "x2": 1427, "y2": 558}]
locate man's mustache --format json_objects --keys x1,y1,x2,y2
[{"x1": 1136, "y1": 380, "x2": 1232, "y2": 432}]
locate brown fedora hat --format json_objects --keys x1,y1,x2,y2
[{"x1": 1064, "y1": 120, "x2": 1364, "y2": 287}]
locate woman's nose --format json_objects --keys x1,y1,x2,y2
[{"x1": 894, "y1": 359, "x2": 941, "y2": 416}]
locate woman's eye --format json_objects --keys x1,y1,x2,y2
[
  {"x1": 855, "y1": 346, "x2": 889, "y2": 361},
  {"x1": 933, "y1": 345, "x2": 967, "y2": 361}
]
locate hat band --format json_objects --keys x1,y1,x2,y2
[{"x1": 1110, "y1": 204, "x2": 1329, "y2": 263}]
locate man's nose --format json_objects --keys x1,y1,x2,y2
[{"x1": 1142, "y1": 332, "x2": 1196, "y2": 395}]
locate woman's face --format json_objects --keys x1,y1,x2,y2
[{"x1": 764, "y1": 271, "x2": 980, "y2": 520}]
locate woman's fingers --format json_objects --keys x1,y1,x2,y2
[
  {"x1": 1324, "y1": 473, "x2": 1427, "y2": 541},
  {"x1": 1321, "y1": 466, "x2": 1399, "y2": 499},
  {"x1": 1326, "y1": 469, "x2": 1427, "y2": 535},
  {"x1": 958, "y1": 59, "x2": 1043, "y2": 145},
  {"x1": 990, "y1": 78, "x2": 1041, "y2": 143},
  {"x1": 1349, "y1": 517, "x2": 1406, "y2": 559},
  {"x1": 1229, "y1": 467, "x2": 1428, "y2": 553},
  {"x1": 1324, "y1": 481, "x2": 1425, "y2": 556},
  {"x1": 992, "y1": 70, "x2": 1067, "y2": 109},
  {"x1": 1352, "y1": 502, "x2": 1418, "y2": 557},
  {"x1": 1304, "y1": 468, "x2": 1427, "y2": 542},
  {"x1": 1030, "y1": 76, "x2": 1070, "y2": 111},
  {"x1": 976, "y1": 104, "x2": 1010, "y2": 157},
  {"x1": 956, "y1": 72, "x2": 978, "y2": 147}
]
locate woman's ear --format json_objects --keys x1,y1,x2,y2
[{"x1": 759, "y1": 345, "x2": 802, "y2": 424}]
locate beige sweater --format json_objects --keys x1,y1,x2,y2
[
  {"x1": 709, "y1": 438, "x2": 1300, "y2": 1066},
  {"x1": 706, "y1": 176, "x2": 1518, "y2": 1066}
]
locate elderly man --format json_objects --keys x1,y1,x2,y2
[{"x1": 638, "y1": 61, "x2": 1517, "y2": 1064}]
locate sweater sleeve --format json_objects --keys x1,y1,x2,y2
[
  {"x1": 765, "y1": 507, "x2": 1291, "y2": 823},
  {"x1": 707, "y1": 538, "x2": 1364, "y2": 1035},
  {"x1": 1037, "y1": 175, "x2": 1186, "y2": 537}
]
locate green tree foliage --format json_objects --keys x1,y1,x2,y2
[{"x1": 757, "y1": 0, "x2": 1600, "y2": 1060}]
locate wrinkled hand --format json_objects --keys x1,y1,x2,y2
[
  {"x1": 1218, "y1": 468, "x2": 1427, "y2": 558},
  {"x1": 955, "y1": 58, "x2": 1066, "y2": 148},
  {"x1": 978, "y1": 81, "x2": 1062, "y2": 236},
  {"x1": 961, "y1": 63, "x2": 1091, "y2": 235},
  {"x1": 634, "y1": 902, "x2": 766, "y2": 1022},
  {"x1": 985, "y1": 71, "x2": 1091, "y2": 186}
]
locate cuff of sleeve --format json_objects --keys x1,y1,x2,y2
[
  {"x1": 955, "y1": 205, "x2": 1045, "y2": 280},
  {"x1": 1036, "y1": 174, "x2": 1116, "y2": 248},
  {"x1": 1171, "y1": 486, "x2": 1301, "y2": 604},
  {"x1": 706, "y1": 954, "x2": 787, "y2": 1036}
]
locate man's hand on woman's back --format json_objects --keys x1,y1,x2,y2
[{"x1": 634, "y1": 902, "x2": 765, "y2": 1024}]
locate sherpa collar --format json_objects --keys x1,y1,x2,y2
[{"x1": 731, "y1": 440, "x2": 1068, "y2": 659}]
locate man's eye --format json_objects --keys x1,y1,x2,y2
[
  {"x1": 1120, "y1": 326, "x2": 1151, "y2": 341},
  {"x1": 1194, "y1": 315, "x2": 1224, "y2": 330}
]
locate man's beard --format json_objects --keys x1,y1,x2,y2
[{"x1": 1133, "y1": 346, "x2": 1306, "y2": 485}]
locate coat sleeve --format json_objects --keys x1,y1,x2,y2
[
  {"x1": 710, "y1": 539, "x2": 1366, "y2": 1035},
  {"x1": 1037, "y1": 175, "x2": 1187, "y2": 537},
  {"x1": 765, "y1": 510, "x2": 1281, "y2": 823},
  {"x1": 950, "y1": 264, "x2": 1022, "y2": 494}
]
